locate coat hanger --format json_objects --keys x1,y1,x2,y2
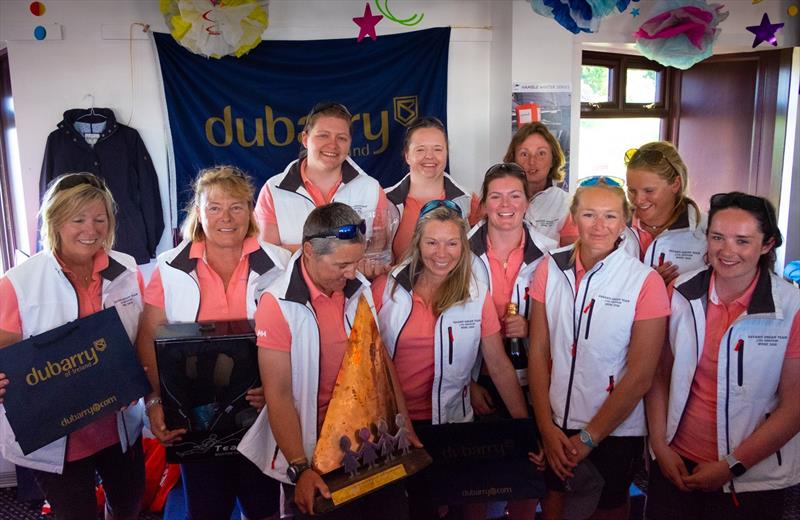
[{"x1": 76, "y1": 94, "x2": 107, "y2": 124}]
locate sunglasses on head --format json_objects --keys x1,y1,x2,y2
[
  {"x1": 305, "y1": 220, "x2": 366, "y2": 241},
  {"x1": 53, "y1": 173, "x2": 106, "y2": 192},
  {"x1": 419, "y1": 199, "x2": 463, "y2": 219},
  {"x1": 484, "y1": 162, "x2": 526, "y2": 177},
  {"x1": 710, "y1": 192, "x2": 777, "y2": 230},
  {"x1": 577, "y1": 176, "x2": 625, "y2": 188},
  {"x1": 307, "y1": 102, "x2": 352, "y2": 120},
  {"x1": 624, "y1": 147, "x2": 680, "y2": 173}
]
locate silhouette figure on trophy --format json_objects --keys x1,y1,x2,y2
[
  {"x1": 357, "y1": 427, "x2": 379, "y2": 469},
  {"x1": 339, "y1": 435, "x2": 360, "y2": 478},
  {"x1": 376, "y1": 418, "x2": 396, "y2": 460},
  {"x1": 394, "y1": 414, "x2": 411, "y2": 455}
]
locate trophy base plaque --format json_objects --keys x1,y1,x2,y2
[{"x1": 314, "y1": 448, "x2": 432, "y2": 514}]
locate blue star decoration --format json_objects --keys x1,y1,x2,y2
[
  {"x1": 631, "y1": 8, "x2": 640, "y2": 17},
  {"x1": 353, "y1": 3, "x2": 383, "y2": 42},
  {"x1": 746, "y1": 13, "x2": 784, "y2": 48}
]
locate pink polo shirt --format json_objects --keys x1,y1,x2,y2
[
  {"x1": 559, "y1": 213, "x2": 579, "y2": 241},
  {"x1": 144, "y1": 237, "x2": 260, "y2": 321},
  {"x1": 371, "y1": 275, "x2": 501, "y2": 421},
  {"x1": 0, "y1": 251, "x2": 145, "y2": 462},
  {"x1": 672, "y1": 272, "x2": 800, "y2": 464},
  {"x1": 391, "y1": 191, "x2": 446, "y2": 262},
  {"x1": 255, "y1": 159, "x2": 389, "y2": 230},
  {"x1": 630, "y1": 216, "x2": 655, "y2": 261},
  {"x1": 254, "y1": 260, "x2": 350, "y2": 430},
  {"x1": 530, "y1": 252, "x2": 670, "y2": 321},
  {"x1": 485, "y1": 232, "x2": 526, "y2": 323}
]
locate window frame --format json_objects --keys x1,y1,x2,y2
[
  {"x1": 0, "y1": 49, "x2": 17, "y2": 274},
  {"x1": 581, "y1": 51, "x2": 672, "y2": 119}
]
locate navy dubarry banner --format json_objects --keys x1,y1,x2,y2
[{"x1": 153, "y1": 28, "x2": 450, "y2": 220}]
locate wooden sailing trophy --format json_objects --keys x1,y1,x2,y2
[{"x1": 312, "y1": 296, "x2": 431, "y2": 513}]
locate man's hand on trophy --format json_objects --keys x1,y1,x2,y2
[
  {"x1": 295, "y1": 469, "x2": 331, "y2": 515},
  {"x1": 245, "y1": 386, "x2": 266, "y2": 410},
  {"x1": 146, "y1": 400, "x2": 187, "y2": 446}
]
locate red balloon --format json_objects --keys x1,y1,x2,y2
[{"x1": 30, "y1": 2, "x2": 46, "y2": 17}]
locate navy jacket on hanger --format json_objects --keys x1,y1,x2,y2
[{"x1": 39, "y1": 108, "x2": 165, "y2": 264}]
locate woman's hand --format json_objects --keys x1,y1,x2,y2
[
  {"x1": 566, "y1": 433, "x2": 593, "y2": 465},
  {"x1": 0, "y1": 373, "x2": 8, "y2": 404},
  {"x1": 683, "y1": 460, "x2": 732, "y2": 492},
  {"x1": 652, "y1": 442, "x2": 690, "y2": 491},
  {"x1": 147, "y1": 403, "x2": 187, "y2": 446},
  {"x1": 655, "y1": 261, "x2": 680, "y2": 286},
  {"x1": 540, "y1": 423, "x2": 577, "y2": 480},
  {"x1": 357, "y1": 257, "x2": 391, "y2": 280},
  {"x1": 528, "y1": 446, "x2": 546, "y2": 471},
  {"x1": 246, "y1": 386, "x2": 266, "y2": 410},
  {"x1": 503, "y1": 314, "x2": 528, "y2": 339},
  {"x1": 469, "y1": 382, "x2": 495, "y2": 416}
]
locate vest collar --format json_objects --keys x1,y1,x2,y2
[
  {"x1": 385, "y1": 173, "x2": 466, "y2": 206},
  {"x1": 284, "y1": 255, "x2": 362, "y2": 305},
  {"x1": 167, "y1": 241, "x2": 197, "y2": 274},
  {"x1": 469, "y1": 221, "x2": 544, "y2": 266},
  {"x1": 100, "y1": 255, "x2": 127, "y2": 282},
  {"x1": 676, "y1": 266, "x2": 776, "y2": 316},
  {"x1": 276, "y1": 158, "x2": 360, "y2": 194},
  {"x1": 248, "y1": 247, "x2": 275, "y2": 276}
]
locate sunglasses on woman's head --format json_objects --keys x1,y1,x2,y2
[
  {"x1": 624, "y1": 148, "x2": 680, "y2": 173},
  {"x1": 53, "y1": 173, "x2": 106, "y2": 192},
  {"x1": 304, "y1": 220, "x2": 367, "y2": 241},
  {"x1": 710, "y1": 192, "x2": 777, "y2": 231},
  {"x1": 419, "y1": 199, "x2": 463, "y2": 219},
  {"x1": 577, "y1": 176, "x2": 625, "y2": 188},
  {"x1": 484, "y1": 162, "x2": 526, "y2": 177},
  {"x1": 307, "y1": 102, "x2": 352, "y2": 120}
]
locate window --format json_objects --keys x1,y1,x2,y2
[
  {"x1": 579, "y1": 51, "x2": 674, "y2": 179},
  {"x1": 0, "y1": 50, "x2": 18, "y2": 275}
]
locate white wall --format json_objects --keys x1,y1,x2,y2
[
  {"x1": 0, "y1": 0, "x2": 797, "y2": 257},
  {"x1": 0, "y1": 0, "x2": 506, "y2": 255}
]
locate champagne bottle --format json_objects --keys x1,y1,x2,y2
[{"x1": 505, "y1": 303, "x2": 528, "y2": 387}]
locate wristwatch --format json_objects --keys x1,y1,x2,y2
[
  {"x1": 579, "y1": 428, "x2": 598, "y2": 449},
  {"x1": 724, "y1": 454, "x2": 747, "y2": 477},
  {"x1": 287, "y1": 459, "x2": 312, "y2": 483}
]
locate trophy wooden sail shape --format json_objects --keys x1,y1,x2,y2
[
  {"x1": 313, "y1": 295, "x2": 398, "y2": 474},
  {"x1": 311, "y1": 295, "x2": 431, "y2": 513}
]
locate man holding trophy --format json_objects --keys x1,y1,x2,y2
[{"x1": 240, "y1": 203, "x2": 422, "y2": 519}]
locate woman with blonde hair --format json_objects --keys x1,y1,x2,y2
[
  {"x1": 528, "y1": 177, "x2": 670, "y2": 520},
  {"x1": 502, "y1": 122, "x2": 577, "y2": 245},
  {"x1": 624, "y1": 141, "x2": 706, "y2": 285},
  {"x1": 371, "y1": 201, "x2": 528, "y2": 518},
  {"x1": 136, "y1": 165, "x2": 289, "y2": 520},
  {"x1": 0, "y1": 173, "x2": 146, "y2": 520}
]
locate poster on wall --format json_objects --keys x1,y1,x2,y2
[
  {"x1": 511, "y1": 83, "x2": 571, "y2": 189},
  {"x1": 153, "y1": 28, "x2": 450, "y2": 228}
]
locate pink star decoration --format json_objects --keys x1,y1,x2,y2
[{"x1": 353, "y1": 3, "x2": 383, "y2": 42}]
